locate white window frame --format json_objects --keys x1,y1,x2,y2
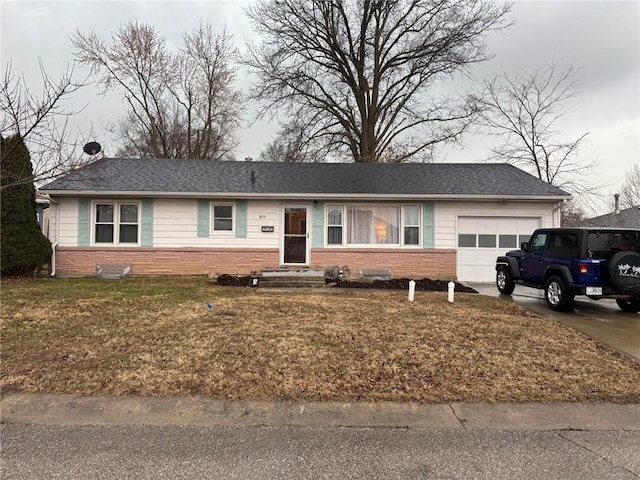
[
  {"x1": 402, "y1": 205, "x2": 422, "y2": 247},
  {"x1": 325, "y1": 205, "x2": 344, "y2": 246},
  {"x1": 325, "y1": 204, "x2": 422, "y2": 248},
  {"x1": 92, "y1": 201, "x2": 140, "y2": 246},
  {"x1": 210, "y1": 202, "x2": 235, "y2": 236}
]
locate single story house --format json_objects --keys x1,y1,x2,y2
[{"x1": 40, "y1": 158, "x2": 570, "y2": 282}]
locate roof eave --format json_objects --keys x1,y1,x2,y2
[{"x1": 42, "y1": 190, "x2": 570, "y2": 202}]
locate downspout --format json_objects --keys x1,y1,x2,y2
[{"x1": 45, "y1": 195, "x2": 59, "y2": 276}]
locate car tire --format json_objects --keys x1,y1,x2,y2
[
  {"x1": 496, "y1": 266, "x2": 516, "y2": 295},
  {"x1": 544, "y1": 275, "x2": 574, "y2": 312},
  {"x1": 616, "y1": 298, "x2": 640, "y2": 313},
  {"x1": 608, "y1": 251, "x2": 640, "y2": 294}
]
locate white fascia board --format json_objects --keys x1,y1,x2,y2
[{"x1": 41, "y1": 190, "x2": 570, "y2": 202}]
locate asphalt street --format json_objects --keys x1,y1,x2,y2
[{"x1": 3, "y1": 423, "x2": 640, "y2": 480}]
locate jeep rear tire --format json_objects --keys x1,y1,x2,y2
[
  {"x1": 616, "y1": 298, "x2": 640, "y2": 313},
  {"x1": 496, "y1": 266, "x2": 516, "y2": 295},
  {"x1": 544, "y1": 275, "x2": 574, "y2": 312},
  {"x1": 608, "y1": 251, "x2": 640, "y2": 294}
]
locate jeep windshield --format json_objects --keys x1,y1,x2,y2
[{"x1": 587, "y1": 231, "x2": 640, "y2": 259}]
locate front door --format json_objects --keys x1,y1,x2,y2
[{"x1": 283, "y1": 206, "x2": 309, "y2": 265}]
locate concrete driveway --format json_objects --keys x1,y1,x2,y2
[{"x1": 471, "y1": 283, "x2": 640, "y2": 362}]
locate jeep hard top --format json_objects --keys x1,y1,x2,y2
[{"x1": 495, "y1": 228, "x2": 640, "y2": 312}]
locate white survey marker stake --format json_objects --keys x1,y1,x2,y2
[
  {"x1": 408, "y1": 280, "x2": 416, "y2": 302},
  {"x1": 448, "y1": 281, "x2": 455, "y2": 303}
]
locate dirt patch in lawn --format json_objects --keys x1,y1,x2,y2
[{"x1": 1, "y1": 277, "x2": 639, "y2": 403}]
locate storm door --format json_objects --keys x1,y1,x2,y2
[{"x1": 283, "y1": 207, "x2": 308, "y2": 265}]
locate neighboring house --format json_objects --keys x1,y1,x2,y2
[
  {"x1": 580, "y1": 206, "x2": 640, "y2": 228},
  {"x1": 39, "y1": 158, "x2": 569, "y2": 282}
]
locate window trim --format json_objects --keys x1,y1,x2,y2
[
  {"x1": 324, "y1": 203, "x2": 422, "y2": 248},
  {"x1": 92, "y1": 200, "x2": 140, "y2": 246},
  {"x1": 210, "y1": 202, "x2": 235, "y2": 235}
]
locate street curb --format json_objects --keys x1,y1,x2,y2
[{"x1": 2, "y1": 394, "x2": 639, "y2": 431}]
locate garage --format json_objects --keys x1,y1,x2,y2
[{"x1": 457, "y1": 216, "x2": 542, "y2": 282}]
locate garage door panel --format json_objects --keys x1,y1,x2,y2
[{"x1": 457, "y1": 216, "x2": 541, "y2": 282}]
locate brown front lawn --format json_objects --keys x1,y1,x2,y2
[{"x1": 1, "y1": 276, "x2": 639, "y2": 403}]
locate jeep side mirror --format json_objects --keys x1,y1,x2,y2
[{"x1": 521, "y1": 242, "x2": 530, "y2": 252}]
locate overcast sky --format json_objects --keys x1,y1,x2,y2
[{"x1": 1, "y1": 0, "x2": 638, "y2": 213}]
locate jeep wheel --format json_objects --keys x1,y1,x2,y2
[
  {"x1": 496, "y1": 266, "x2": 515, "y2": 295},
  {"x1": 608, "y1": 251, "x2": 640, "y2": 294},
  {"x1": 544, "y1": 275, "x2": 574, "y2": 312},
  {"x1": 616, "y1": 298, "x2": 640, "y2": 313}
]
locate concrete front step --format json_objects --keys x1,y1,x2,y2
[{"x1": 259, "y1": 276, "x2": 327, "y2": 288}]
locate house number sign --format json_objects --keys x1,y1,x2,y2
[{"x1": 261, "y1": 226, "x2": 275, "y2": 232}]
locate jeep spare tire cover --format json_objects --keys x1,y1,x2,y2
[{"x1": 608, "y1": 251, "x2": 640, "y2": 294}]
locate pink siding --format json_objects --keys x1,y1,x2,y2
[{"x1": 55, "y1": 247, "x2": 457, "y2": 279}]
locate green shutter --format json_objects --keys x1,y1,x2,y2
[
  {"x1": 235, "y1": 200, "x2": 247, "y2": 238},
  {"x1": 423, "y1": 202, "x2": 434, "y2": 248},
  {"x1": 141, "y1": 199, "x2": 154, "y2": 246},
  {"x1": 77, "y1": 198, "x2": 90, "y2": 246},
  {"x1": 312, "y1": 202, "x2": 324, "y2": 248},
  {"x1": 197, "y1": 200, "x2": 210, "y2": 237}
]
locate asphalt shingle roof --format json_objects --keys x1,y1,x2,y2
[
  {"x1": 581, "y1": 206, "x2": 640, "y2": 228},
  {"x1": 41, "y1": 158, "x2": 569, "y2": 198}
]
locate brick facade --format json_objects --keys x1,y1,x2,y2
[
  {"x1": 54, "y1": 247, "x2": 457, "y2": 279},
  {"x1": 311, "y1": 248, "x2": 457, "y2": 279}
]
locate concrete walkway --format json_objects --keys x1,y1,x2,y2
[{"x1": 2, "y1": 393, "x2": 639, "y2": 431}]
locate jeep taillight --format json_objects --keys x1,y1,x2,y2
[{"x1": 579, "y1": 264, "x2": 589, "y2": 275}]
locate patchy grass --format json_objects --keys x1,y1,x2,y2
[{"x1": 1, "y1": 276, "x2": 639, "y2": 403}]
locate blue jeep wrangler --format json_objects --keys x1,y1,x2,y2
[{"x1": 495, "y1": 228, "x2": 640, "y2": 312}]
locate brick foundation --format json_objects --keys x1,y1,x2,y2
[
  {"x1": 54, "y1": 247, "x2": 457, "y2": 279},
  {"x1": 54, "y1": 247, "x2": 280, "y2": 276},
  {"x1": 311, "y1": 248, "x2": 457, "y2": 280}
]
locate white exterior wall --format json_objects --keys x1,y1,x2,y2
[
  {"x1": 54, "y1": 198, "x2": 79, "y2": 246},
  {"x1": 153, "y1": 198, "x2": 282, "y2": 247},
  {"x1": 434, "y1": 200, "x2": 560, "y2": 249}
]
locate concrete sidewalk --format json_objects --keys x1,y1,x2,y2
[{"x1": 2, "y1": 393, "x2": 639, "y2": 431}]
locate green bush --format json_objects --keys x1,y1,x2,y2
[{"x1": 1, "y1": 135, "x2": 52, "y2": 276}]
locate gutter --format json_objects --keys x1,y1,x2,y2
[{"x1": 39, "y1": 190, "x2": 571, "y2": 202}]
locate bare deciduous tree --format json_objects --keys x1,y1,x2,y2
[
  {"x1": 619, "y1": 165, "x2": 640, "y2": 208},
  {"x1": 245, "y1": 0, "x2": 511, "y2": 163},
  {"x1": 1, "y1": 60, "x2": 88, "y2": 190},
  {"x1": 72, "y1": 21, "x2": 242, "y2": 160},
  {"x1": 473, "y1": 62, "x2": 595, "y2": 195}
]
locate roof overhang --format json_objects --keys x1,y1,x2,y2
[{"x1": 42, "y1": 190, "x2": 571, "y2": 202}]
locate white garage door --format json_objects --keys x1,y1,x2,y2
[{"x1": 457, "y1": 217, "x2": 541, "y2": 282}]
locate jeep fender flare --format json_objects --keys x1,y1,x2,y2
[
  {"x1": 496, "y1": 256, "x2": 521, "y2": 280},
  {"x1": 543, "y1": 265, "x2": 574, "y2": 287}
]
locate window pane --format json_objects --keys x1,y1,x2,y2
[
  {"x1": 530, "y1": 233, "x2": 547, "y2": 252},
  {"x1": 95, "y1": 224, "x2": 114, "y2": 243},
  {"x1": 404, "y1": 206, "x2": 420, "y2": 226},
  {"x1": 214, "y1": 218, "x2": 233, "y2": 231},
  {"x1": 328, "y1": 207, "x2": 342, "y2": 225},
  {"x1": 458, "y1": 234, "x2": 476, "y2": 247},
  {"x1": 96, "y1": 204, "x2": 113, "y2": 223},
  {"x1": 404, "y1": 227, "x2": 419, "y2": 245},
  {"x1": 347, "y1": 206, "x2": 399, "y2": 244},
  {"x1": 119, "y1": 224, "x2": 138, "y2": 243},
  {"x1": 499, "y1": 234, "x2": 517, "y2": 248},
  {"x1": 479, "y1": 234, "x2": 496, "y2": 248},
  {"x1": 214, "y1": 205, "x2": 232, "y2": 218},
  {"x1": 120, "y1": 204, "x2": 138, "y2": 223},
  {"x1": 328, "y1": 226, "x2": 342, "y2": 245},
  {"x1": 519, "y1": 235, "x2": 531, "y2": 248}
]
